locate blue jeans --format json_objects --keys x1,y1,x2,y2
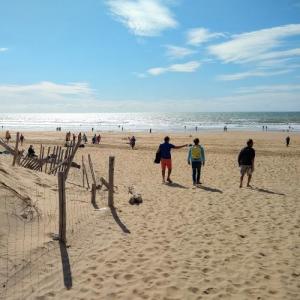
[{"x1": 192, "y1": 161, "x2": 202, "y2": 183}]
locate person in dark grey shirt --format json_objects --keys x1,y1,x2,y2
[{"x1": 238, "y1": 139, "x2": 255, "y2": 188}]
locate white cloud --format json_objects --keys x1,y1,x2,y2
[
  {"x1": 147, "y1": 61, "x2": 201, "y2": 76},
  {"x1": 217, "y1": 69, "x2": 291, "y2": 81},
  {"x1": 187, "y1": 27, "x2": 224, "y2": 46},
  {"x1": 209, "y1": 24, "x2": 300, "y2": 64},
  {"x1": 0, "y1": 81, "x2": 93, "y2": 95},
  {"x1": 106, "y1": 0, "x2": 177, "y2": 36},
  {"x1": 0, "y1": 82, "x2": 97, "y2": 112},
  {"x1": 165, "y1": 45, "x2": 196, "y2": 59},
  {"x1": 0, "y1": 48, "x2": 8, "y2": 52}
]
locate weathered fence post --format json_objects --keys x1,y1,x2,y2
[
  {"x1": 91, "y1": 183, "x2": 96, "y2": 205},
  {"x1": 12, "y1": 132, "x2": 20, "y2": 166},
  {"x1": 58, "y1": 171, "x2": 67, "y2": 243},
  {"x1": 108, "y1": 156, "x2": 115, "y2": 207}
]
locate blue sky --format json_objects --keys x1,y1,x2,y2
[{"x1": 0, "y1": 0, "x2": 300, "y2": 112}]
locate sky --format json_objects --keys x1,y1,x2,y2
[{"x1": 0, "y1": 0, "x2": 300, "y2": 112}]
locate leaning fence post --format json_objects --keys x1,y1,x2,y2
[
  {"x1": 58, "y1": 171, "x2": 67, "y2": 243},
  {"x1": 91, "y1": 183, "x2": 96, "y2": 205},
  {"x1": 12, "y1": 132, "x2": 20, "y2": 166},
  {"x1": 108, "y1": 156, "x2": 115, "y2": 207}
]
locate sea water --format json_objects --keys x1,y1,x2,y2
[{"x1": 0, "y1": 112, "x2": 299, "y2": 132}]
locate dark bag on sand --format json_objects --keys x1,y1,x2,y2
[{"x1": 154, "y1": 150, "x2": 161, "y2": 164}]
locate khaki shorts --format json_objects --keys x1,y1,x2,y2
[{"x1": 240, "y1": 165, "x2": 253, "y2": 176}]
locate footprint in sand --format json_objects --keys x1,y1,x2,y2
[{"x1": 124, "y1": 274, "x2": 134, "y2": 280}]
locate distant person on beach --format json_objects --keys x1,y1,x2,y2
[
  {"x1": 157, "y1": 136, "x2": 187, "y2": 184},
  {"x1": 5, "y1": 130, "x2": 11, "y2": 143},
  {"x1": 262, "y1": 126, "x2": 265, "y2": 131},
  {"x1": 20, "y1": 133, "x2": 24, "y2": 146},
  {"x1": 97, "y1": 134, "x2": 101, "y2": 144},
  {"x1": 238, "y1": 139, "x2": 255, "y2": 188},
  {"x1": 149, "y1": 128, "x2": 152, "y2": 134},
  {"x1": 92, "y1": 134, "x2": 96, "y2": 144},
  {"x1": 83, "y1": 133, "x2": 88, "y2": 144},
  {"x1": 129, "y1": 136, "x2": 136, "y2": 149},
  {"x1": 286, "y1": 136, "x2": 290, "y2": 147},
  {"x1": 65, "y1": 131, "x2": 71, "y2": 142},
  {"x1": 187, "y1": 138, "x2": 205, "y2": 186},
  {"x1": 27, "y1": 145, "x2": 36, "y2": 157}
]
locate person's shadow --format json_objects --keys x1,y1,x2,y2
[
  {"x1": 197, "y1": 185, "x2": 223, "y2": 193},
  {"x1": 251, "y1": 186, "x2": 285, "y2": 196},
  {"x1": 166, "y1": 182, "x2": 188, "y2": 189}
]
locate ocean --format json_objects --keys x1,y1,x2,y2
[{"x1": 0, "y1": 112, "x2": 299, "y2": 132}]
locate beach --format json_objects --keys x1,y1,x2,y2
[{"x1": 0, "y1": 130, "x2": 299, "y2": 300}]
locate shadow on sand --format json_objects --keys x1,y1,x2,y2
[
  {"x1": 59, "y1": 242, "x2": 72, "y2": 290},
  {"x1": 251, "y1": 186, "x2": 285, "y2": 196},
  {"x1": 110, "y1": 206, "x2": 131, "y2": 234},
  {"x1": 166, "y1": 182, "x2": 188, "y2": 189},
  {"x1": 197, "y1": 185, "x2": 223, "y2": 193}
]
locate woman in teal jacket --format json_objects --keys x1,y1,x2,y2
[{"x1": 187, "y1": 138, "x2": 205, "y2": 185}]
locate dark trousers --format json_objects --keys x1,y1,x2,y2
[{"x1": 192, "y1": 161, "x2": 202, "y2": 183}]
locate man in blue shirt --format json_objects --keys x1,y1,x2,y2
[{"x1": 158, "y1": 136, "x2": 187, "y2": 183}]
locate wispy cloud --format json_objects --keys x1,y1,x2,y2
[
  {"x1": 0, "y1": 82, "x2": 96, "y2": 111},
  {"x1": 165, "y1": 45, "x2": 196, "y2": 59},
  {"x1": 0, "y1": 81, "x2": 93, "y2": 95},
  {"x1": 147, "y1": 61, "x2": 201, "y2": 76},
  {"x1": 0, "y1": 48, "x2": 8, "y2": 52},
  {"x1": 217, "y1": 69, "x2": 292, "y2": 81},
  {"x1": 106, "y1": 0, "x2": 177, "y2": 36},
  {"x1": 209, "y1": 24, "x2": 300, "y2": 64},
  {"x1": 187, "y1": 27, "x2": 224, "y2": 46},
  {"x1": 0, "y1": 81, "x2": 299, "y2": 112}
]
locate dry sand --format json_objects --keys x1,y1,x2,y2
[{"x1": 0, "y1": 130, "x2": 299, "y2": 300}]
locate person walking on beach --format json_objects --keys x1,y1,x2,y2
[
  {"x1": 5, "y1": 130, "x2": 11, "y2": 143},
  {"x1": 286, "y1": 136, "x2": 290, "y2": 147},
  {"x1": 83, "y1": 133, "x2": 88, "y2": 144},
  {"x1": 92, "y1": 134, "x2": 96, "y2": 144},
  {"x1": 187, "y1": 138, "x2": 205, "y2": 186},
  {"x1": 238, "y1": 139, "x2": 255, "y2": 188},
  {"x1": 129, "y1": 136, "x2": 136, "y2": 149},
  {"x1": 20, "y1": 133, "x2": 24, "y2": 146},
  {"x1": 157, "y1": 136, "x2": 187, "y2": 184},
  {"x1": 97, "y1": 134, "x2": 101, "y2": 144}
]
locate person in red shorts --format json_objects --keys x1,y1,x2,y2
[{"x1": 157, "y1": 136, "x2": 187, "y2": 184}]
